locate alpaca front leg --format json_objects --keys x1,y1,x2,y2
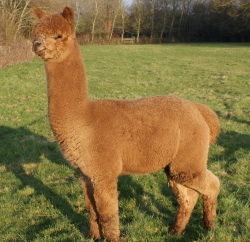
[
  {"x1": 94, "y1": 179, "x2": 120, "y2": 242},
  {"x1": 80, "y1": 174, "x2": 102, "y2": 240}
]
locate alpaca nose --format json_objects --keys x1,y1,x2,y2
[{"x1": 33, "y1": 39, "x2": 42, "y2": 47}]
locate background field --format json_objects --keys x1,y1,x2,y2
[{"x1": 0, "y1": 43, "x2": 249, "y2": 241}]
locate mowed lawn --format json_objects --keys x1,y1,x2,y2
[{"x1": 0, "y1": 43, "x2": 249, "y2": 241}]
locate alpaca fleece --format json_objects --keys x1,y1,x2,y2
[{"x1": 32, "y1": 7, "x2": 220, "y2": 242}]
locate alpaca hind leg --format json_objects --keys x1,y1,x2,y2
[
  {"x1": 200, "y1": 170, "x2": 220, "y2": 230},
  {"x1": 93, "y1": 178, "x2": 120, "y2": 242},
  {"x1": 181, "y1": 170, "x2": 220, "y2": 230},
  {"x1": 80, "y1": 173, "x2": 102, "y2": 239},
  {"x1": 165, "y1": 169, "x2": 199, "y2": 234},
  {"x1": 170, "y1": 182, "x2": 199, "y2": 234}
]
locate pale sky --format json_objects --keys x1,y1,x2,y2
[{"x1": 124, "y1": 0, "x2": 133, "y2": 6}]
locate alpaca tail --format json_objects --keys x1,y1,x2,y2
[{"x1": 194, "y1": 102, "x2": 220, "y2": 144}]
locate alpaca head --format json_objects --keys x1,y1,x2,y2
[{"x1": 32, "y1": 7, "x2": 75, "y2": 61}]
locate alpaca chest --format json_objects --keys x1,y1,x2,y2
[{"x1": 52, "y1": 125, "x2": 93, "y2": 169}]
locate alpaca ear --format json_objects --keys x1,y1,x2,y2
[
  {"x1": 33, "y1": 7, "x2": 47, "y2": 19},
  {"x1": 62, "y1": 6, "x2": 74, "y2": 26}
]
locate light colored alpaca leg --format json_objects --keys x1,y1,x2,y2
[
  {"x1": 80, "y1": 174, "x2": 102, "y2": 239},
  {"x1": 200, "y1": 170, "x2": 220, "y2": 230},
  {"x1": 94, "y1": 178, "x2": 120, "y2": 242},
  {"x1": 167, "y1": 178, "x2": 199, "y2": 234},
  {"x1": 182, "y1": 169, "x2": 220, "y2": 231}
]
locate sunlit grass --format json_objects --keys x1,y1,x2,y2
[{"x1": 0, "y1": 43, "x2": 249, "y2": 241}]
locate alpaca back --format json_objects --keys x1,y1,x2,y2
[{"x1": 193, "y1": 102, "x2": 220, "y2": 144}]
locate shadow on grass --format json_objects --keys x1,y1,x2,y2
[
  {"x1": 0, "y1": 125, "x2": 89, "y2": 240},
  {"x1": 210, "y1": 113, "x2": 250, "y2": 234},
  {"x1": 118, "y1": 113, "x2": 250, "y2": 241},
  {"x1": 1, "y1": 124, "x2": 235, "y2": 241},
  {"x1": 118, "y1": 174, "x2": 208, "y2": 241},
  {"x1": 216, "y1": 111, "x2": 250, "y2": 166},
  {"x1": 217, "y1": 130, "x2": 250, "y2": 164}
]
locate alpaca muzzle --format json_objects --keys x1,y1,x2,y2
[
  {"x1": 32, "y1": 39, "x2": 45, "y2": 54},
  {"x1": 33, "y1": 39, "x2": 42, "y2": 47}
]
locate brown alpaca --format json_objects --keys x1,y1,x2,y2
[{"x1": 32, "y1": 7, "x2": 220, "y2": 242}]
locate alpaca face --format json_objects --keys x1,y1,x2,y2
[{"x1": 32, "y1": 7, "x2": 74, "y2": 61}]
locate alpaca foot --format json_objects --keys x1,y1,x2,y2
[
  {"x1": 89, "y1": 220, "x2": 102, "y2": 240},
  {"x1": 101, "y1": 215, "x2": 120, "y2": 242},
  {"x1": 202, "y1": 194, "x2": 218, "y2": 231},
  {"x1": 90, "y1": 229, "x2": 101, "y2": 240},
  {"x1": 170, "y1": 226, "x2": 184, "y2": 235},
  {"x1": 204, "y1": 219, "x2": 215, "y2": 230},
  {"x1": 90, "y1": 222, "x2": 120, "y2": 242},
  {"x1": 105, "y1": 234, "x2": 119, "y2": 242},
  {"x1": 203, "y1": 207, "x2": 216, "y2": 230}
]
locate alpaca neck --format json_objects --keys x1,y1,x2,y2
[{"x1": 45, "y1": 41, "x2": 89, "y2": 126}]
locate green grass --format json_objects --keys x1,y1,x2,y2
[{"x1": 0, "y1": 43, "x2": 249, "y2": 241}]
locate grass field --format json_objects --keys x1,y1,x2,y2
[{"x1": 0, "y1": 43, "x2": 249, "y2": 242}]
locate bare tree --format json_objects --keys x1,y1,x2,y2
[
  {"x1": 119, "y1": 0, "x2": 127, "y2": 41},
  {"x1": 3, "y1": 0, "x2": 250, "y2": 46},
  {"x1": 159, "y1": 0, "x2": 169, "y2": 43},
  {"x1": 150, "y1": 0, "x2": 155, "y2": 43},
  {"x1": 15, "y1": 0, "x2": 31, "y2": 40},
  {"x1": 0, "y1": 0, "x2": 32, "y2": 42},
  {"x1": 109, "y1": 0, "x2": 122, "y2": 41},
  {"x1": 178, "y1": 0, "x2": 192, "y2": 41},
  {"x1": 91, "y1": 0, "x2": 103, "y2": 44},
  {"x1": 168, "y1": 0, "x2": 179, "y2": 40},
  {"x1": 30, "y1": 0, "x2": 71, "y2": 12},
  {"x1": 72, "y1": 0, "x2": 81, "y2": 31},
  {"x1": 132, "y1": 0, "x2": 144, "y2": 43},
  {"x1": 213, "y1": 0, "x2": 250, "y2": 18}
]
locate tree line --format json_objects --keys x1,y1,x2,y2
[{"x1": 1, "y1": 0, "x2": 250, "y2": 45}]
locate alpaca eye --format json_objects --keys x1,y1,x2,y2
[{"x1": 55, "y1": 35, "x2": 62, "y2": 40}]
